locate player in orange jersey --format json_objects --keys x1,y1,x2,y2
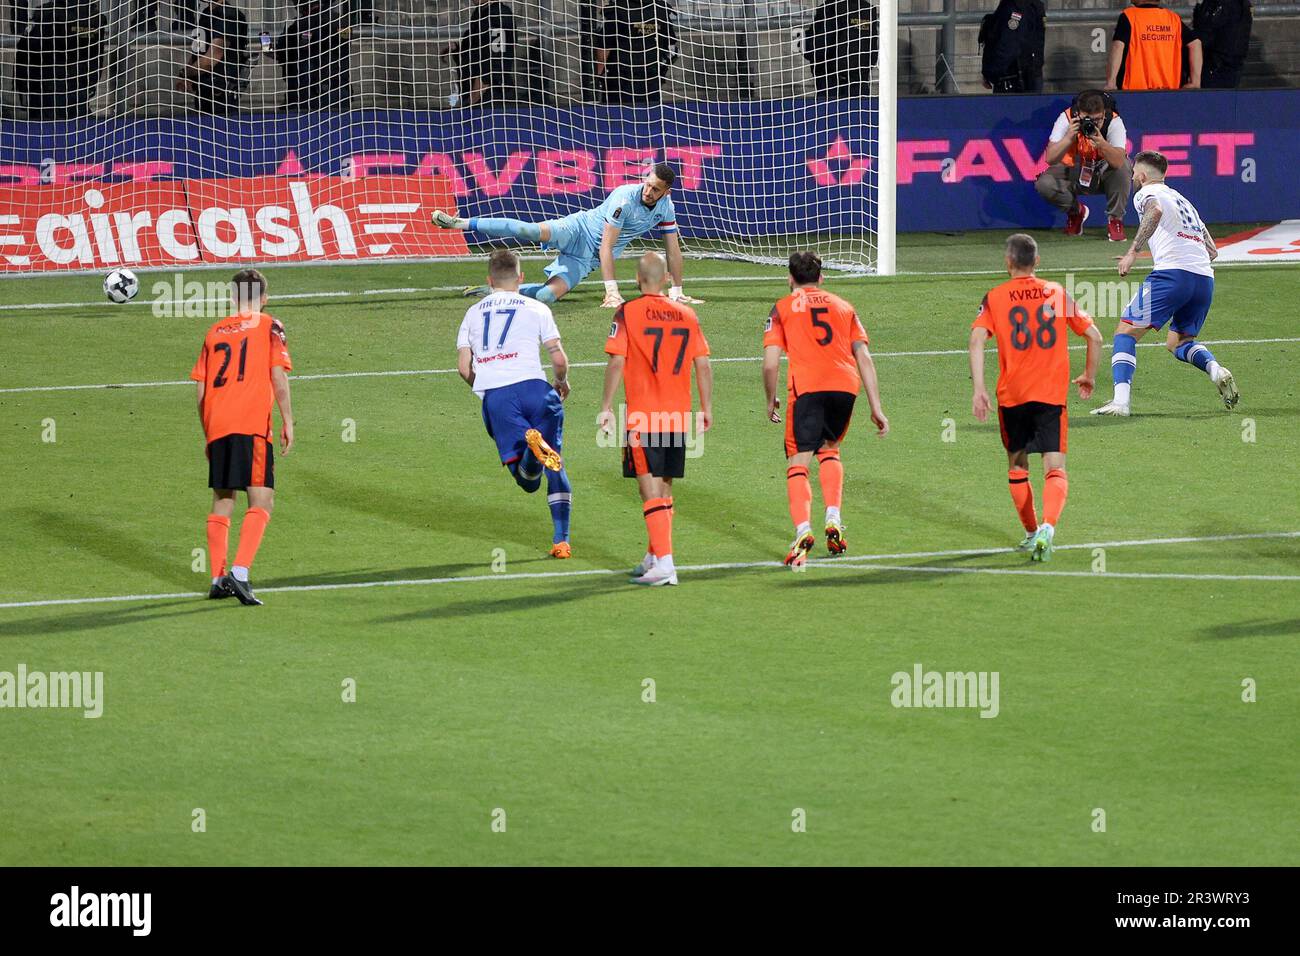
[
  {"x1": 598, "y1": 251, "x2": 713, "y2": 586},
  {"x1": 762, "y1": 251, "x2": 889, "y2": 567},
  {"x1": 970, "y1": 234, "x2": 1103, "y2": 562},
  {"x1": 190, "y1": 269, "x2": 295, "y2": 605}
]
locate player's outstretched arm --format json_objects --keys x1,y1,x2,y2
[
  {"x1": 271, "y1": 365, "x2": 295, "y2": 455},
  {"x1": 762, "y1": 345, "x2": 783, "y2": 423},
  {"x1": 600, "y1": 223, "x2": 624, "y2": 308},
  {"x1": 664, "y1": 232, "x2": 704, "y2": 304},
  {"x1": 545, "y1": 338, "x2": 570, "y2": 399},
  {"x1": 1075, "y1": 324, "x2": 1104, "y2": 400},
  {"x1": 597, "y1": 354, "x2": 625, "y2": 433},
  {"x1": 694, "y1": 355, "x2": 713, "y2": 433},
  {"x1": 969, "y1": 327, "x2": 992, "y2": 423},
  {"x1": 853, "y1": 340, "x2": 889, "y2": 436}
]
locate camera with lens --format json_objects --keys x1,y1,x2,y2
[{"x1": 1078, "y1": 115, "x2": 1099, "y2": 138}]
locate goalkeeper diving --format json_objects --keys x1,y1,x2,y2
[{"x1": 432, "y1": 162, "x2": 703, "y2": 308}]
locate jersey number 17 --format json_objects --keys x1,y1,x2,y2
[{"x1": 482, "y1": 309, "x2": 517, "y2": 349}]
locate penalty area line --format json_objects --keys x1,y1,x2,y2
[{"x1": 1, "y1": 530, "x2": 1296, "y2": 610}]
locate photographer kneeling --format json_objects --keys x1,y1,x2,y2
[{"x1": 1034, "y1": 90, "x2": 1131, "y2": 241}]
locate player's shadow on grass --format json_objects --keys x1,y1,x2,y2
[
  {"x1": 0, "y1": 600, "x2": 215, "y2": 638},
  {"x1": 259, "y1": 557, "x2": 555, "y2": 589},
  {"x1": 1197, "y1": 618, "x2": 1300, "y2": 640},
  {"x1": 1127, "y1": 407, "x2": 1292, "y2": 420},
  {"x1": 371, "y1": 576, "x2": 616, "y2": 623},
  {"x1": 33, "y1": 510, "x2": 189, "y2": 584},
  {"x1": 757, "y1": 551, "x2": 1020, "y2": 590}
]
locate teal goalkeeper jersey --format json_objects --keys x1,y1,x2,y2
[{"x1": 577, "y1": 183, "x2": 678, "y2": 253}]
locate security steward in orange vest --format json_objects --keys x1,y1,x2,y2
[{"x1": 1105, "y1": 0, "x2": 1203, "y2": 90}]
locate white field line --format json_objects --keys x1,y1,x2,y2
[
  {"x1": 3, "y1": 336, "x2": 1297, "y2": 396},
  {"x1": 830, "y1": 564, "x2": 1300, "y2": 583},
  {"x1": 3, "y1": 275, "x2": 796, "y2": 310},
  {"x1": 2, "y1": 530, "x2": 1296, "y2": 610},
  {"x1": 2, "y1": 258, "x2": 1293, "y2": 310}
]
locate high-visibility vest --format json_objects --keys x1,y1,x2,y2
[
  {"x1": 1121, "y1": 6, "x2": 1183, "y2": 90},
  {"x1": 1059, "y1": 106, "x2": 1118, "y2": 167}
]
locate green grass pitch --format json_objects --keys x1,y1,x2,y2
[{"x1": 1, "y1": 229, "x2": 1296, "y2": 866}]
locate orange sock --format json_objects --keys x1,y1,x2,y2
[
  {"x1": 643, "y1": 497, "x2": 673, "y2": 558},
  {"x1": 816, "y1": 451, "x2": 843, "y2": 510},
  {"x1": 787, "y1": 465, "x2": 812, "y2": 529},
  {"x1": 206, "y1": 514, "x2": 230, "y2": 578},
  {"x1": 644, "y1": 497, "x2": 672, "y2": 556},
  {"x1": 1008, "y1": 468, "x2": 1037, "y2": 533},
  {"x1": 233, "y1": 507, "x2": 270, "y2": 570},
  {"x1": 1043, "y1": 468, "x2": 1069, "y2": 526}
]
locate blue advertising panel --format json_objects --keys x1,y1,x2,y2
[{"x1": 0, "y1": 90, "x2": 1295, "y2": 234}]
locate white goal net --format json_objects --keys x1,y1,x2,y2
[{"x1": 0, "y1": 0, "x2": 895, "y2": 275}]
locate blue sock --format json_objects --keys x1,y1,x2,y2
[
  {"x1": 468, "y1": 218, "x2": 541, "y2": 242},
  {"x1": 519, "y1": 283, "x2": 558, "y2": 305},
  {"x1": 1174, "y1": 340, "x2": 1216, "y2": 375},
  {"x1": 509, "y1": 457, "x2": 542, "y2": 494},
  {"x1": 1111, "y1": 333, "x2": 1137, "y2": 386},
  {"x1": 546, "y1": 468, "x2": 572, "y2": 543}
]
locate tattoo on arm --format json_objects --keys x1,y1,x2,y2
[{"x1": 1131, "y1": 204, "x2": 1161, "y2": 252}]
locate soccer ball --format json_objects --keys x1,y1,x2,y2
[{"x1": 103, "y1": 269, "x2": 140, "y2": 304}]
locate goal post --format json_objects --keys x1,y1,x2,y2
[{"x1": 876, "y1": 0, "x2": 897, "y2": 276}]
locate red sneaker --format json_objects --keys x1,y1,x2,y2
[
  {"x1": 1065, "y1": 201, "x2": 1090, "y2": 236},
  {"x1": 1107, "y1": 217, "x2": 1126, "y2": 242}
]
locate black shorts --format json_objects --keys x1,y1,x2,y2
[
  {"x1": 208, "y1": 434, "x2": 274, "y2": 490},
  {"x1": 998, "y1": 402, "x2": 1068, "y2": 454},
  {"x1": 786, "y1": 390, "x2": 856, "y2": 457},
  {"x1": 623, "y1": 431, "x2": 687, "y2": 479}
]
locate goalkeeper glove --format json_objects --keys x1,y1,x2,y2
[
  {"x1": 669, "y1": 286, "x2": 705, "y2": 304},
  {"x1": 601, "y1": 280, "x2": 624, "y2": 308}
]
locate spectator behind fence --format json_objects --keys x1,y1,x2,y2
[
  {"x1": 1106, "y1": 0, "x2": 1202, "y2": 90},
  {"x1": 1035, "y1": 90, "x2": 1132, "y2": 241},
  {"x1": 1192, "y1": 0, "x2": 1252, "y2": 88},
  {"x1": 803, "y1": 0, "x2": 877, "y2": 98},
  {"x1": 15, "y1": 0, "x2": 103, "y2": 121},
  {"x1": 275, "y1": 0, "x2": 353, "y2": 112},
  {"x1": 177, "y1": 0, "x2": 251, "y2": 115},
  {"x1": 978, "y1": 0, "x2": 1045, "y2": 93},
  {"x1": 598, "y1": 0, "x2": 679, "y2": 105},
  {"x1": 457, "y1": 0, "x2": 519, "y2": 106}
]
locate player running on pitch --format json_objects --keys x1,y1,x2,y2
[
  {"x1": 457, "y1": 249, "x2": 574, "y2": 558},
  {"x1": 1093, "y1": 150, "x2": 1239, "y2": 416},
  {"x1": 762, "y1": 251, "x2": 889, "y2": 567},
  {"x1": 432, "y1": 163, "x2": 704, "y2": 308},
  {"x1": 191, "y1": 269, "x2": 295, "y2": 606},
  {"x1": 970, "y1": 234, "x2": 1103, "y2": 562},
  {"x1": 598, "y1": 251, "x2": 713, "y2": 586}
]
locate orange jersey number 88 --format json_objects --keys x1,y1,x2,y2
[{"x1": 1009, "y1": 304, "x2": 1057, "y2": 351}]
